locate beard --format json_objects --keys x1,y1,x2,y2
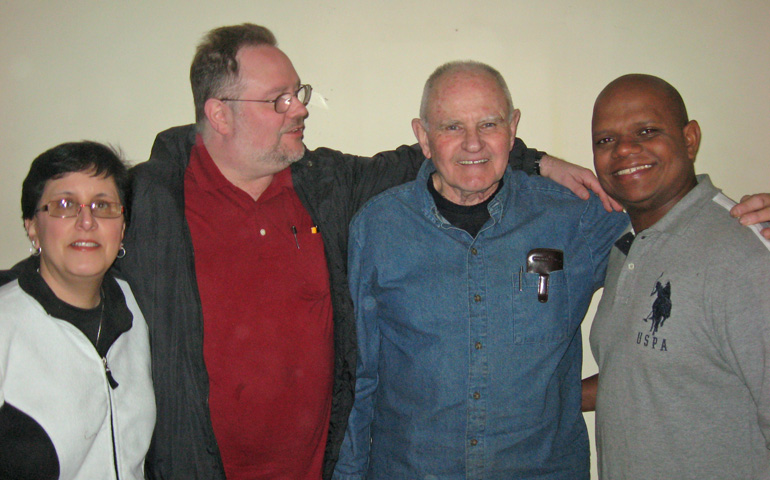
[
  {"x1": 266, "y1": 121, "x2": 307, "y2": 166},
  {"x1": 261, "y1": 141, "x2": 306, "y2": 167}
]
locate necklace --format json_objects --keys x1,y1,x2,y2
[{"x1": 95, "y1": 288, "x2": 105, "y2": 350}]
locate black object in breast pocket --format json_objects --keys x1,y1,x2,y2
[{"x1": 526, "y1": 248, "x2": 564, "y2": 303}]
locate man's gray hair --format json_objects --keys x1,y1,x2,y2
[{"x1": 419, "y1": 60, "x2": 515, "y2": 126}]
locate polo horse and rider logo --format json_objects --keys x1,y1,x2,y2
[{"x1": 643, "y1": 274, "x2": 671, "y2": 334}]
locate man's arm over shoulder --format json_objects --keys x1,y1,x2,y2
[
  {"x1": 540, "y1": 155, "x2": 623, "y2": 212},
  {"x1": 513, "y1": 140, "x2": 624, "y2": 210},
  {"x1": 515, "y1": 139, "x2": 624, "y2": 212}
]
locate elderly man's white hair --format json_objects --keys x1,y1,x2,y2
[{"x1": 418, "y1": 60, "x2": 515, "y2": 126}]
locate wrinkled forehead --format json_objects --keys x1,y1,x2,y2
[{"x1": 429, "y1": 72, "x2": 510, "y2": 120}]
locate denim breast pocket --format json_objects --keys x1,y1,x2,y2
[{"x1": 512, "y1": 269, "x2": 570, "y2": 344}]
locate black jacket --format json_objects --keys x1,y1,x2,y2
[{"x1": 116, "y1": 124, "x2": 540, "y2": 479}]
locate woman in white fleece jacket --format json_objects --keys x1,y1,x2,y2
[{"x1": 0, "y1": 141, "x2": 155, "y2": 480}]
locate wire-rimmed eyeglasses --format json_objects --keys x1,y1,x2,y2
[
  {"x1": 37, "y1": 199, "x2": 125, "y2": 219},
  {"x1": 220, "y1": 84, "x2": 312, "y2": 114}
]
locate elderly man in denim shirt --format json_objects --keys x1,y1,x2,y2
[{"x1": 333, "y1": 61, "x2": 628, "y2": 479}]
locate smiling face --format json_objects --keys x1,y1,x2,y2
[
  {"x1": 412, "y1": 69, "x2": 519, "y2": 206},
  {"x1": 591, "y1": 75, "x2": 700, "y2": 231},
  {"x1": 25, "y1": 171, "x2": 126, "y2": 297},
  {"x1": 221, "y1": 45, "x2": 309, "y2": 174}
]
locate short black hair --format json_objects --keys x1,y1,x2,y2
[{"x1": 21, "y1": 141, "x2": 130, "y2": 221}]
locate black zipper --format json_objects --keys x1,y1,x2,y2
[{"x1": 103, "y1": 356, "x2": 120, "y2": 479}]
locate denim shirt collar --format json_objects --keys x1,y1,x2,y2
[{"x1": 416, "y1": 158, "x2": 519, "y2": 231}]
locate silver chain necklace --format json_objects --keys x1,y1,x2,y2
[{"x1": 95, "y1": 288, "x2": 105, "y2": 350}]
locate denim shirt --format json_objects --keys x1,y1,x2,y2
[{"x1": 334, "y1": 160, "x2": 628, "y2": 480}]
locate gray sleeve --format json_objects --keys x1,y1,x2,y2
[{"x1": 711, "y1": 249, "x2": 770, "y2": 448}]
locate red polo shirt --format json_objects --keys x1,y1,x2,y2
[{"x1": 184, "y1": 137, "x2": 333, "y2": 479}]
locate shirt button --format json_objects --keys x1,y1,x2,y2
[
  {"x1": 470, "y1": 439, "x2": 478, "y2": 446},
  {"x1": 474, "y1": 294, "x2": 481, "y2": 302},
  {"x1": 260, "y1": 228, "x2": 266, "y2": 236},
  {"x1": 473, "y1": 392, "x2": 481, "y2": 400},
  {"x1": 474, "y1": 342, "x2": 482, "y2": 350},
  {"x1": 628, "y1": 263, "x2": 635, "y2": 270},
  {"x1": 471, "y1": 248, "x2": 478, "y2": 255}
]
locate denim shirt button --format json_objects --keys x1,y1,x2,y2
[
  {"x1": 470, "y1": 439, "x2": 478, "y2": 446},
  {"x1": 473, "y1": 392, "x2": 481, "y2": 400},
  {"x1": 474, "y1": 294, "x2": 482, "y2": 302},
  {"x1": 471, "y1": 247, "x2": 478, "y2": 255},
  {"x1": 474, "y1": 342, "x2": 482, "y2": 350}
]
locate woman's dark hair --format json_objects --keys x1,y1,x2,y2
[{"x1": 21, "y1": 141, "x2": 130, "y2": 220}]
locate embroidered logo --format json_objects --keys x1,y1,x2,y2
[
  {"x1": 643, "y1": 276, "x2": 671, "y2": 334},
  {"x1": 635, "y1": 275, "x2": 671, "y2": 351}
]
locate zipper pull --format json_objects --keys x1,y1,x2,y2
[{"x1": 102, "y1": 357, "x2": 119, "y2": 389}]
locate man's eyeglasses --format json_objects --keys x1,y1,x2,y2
[
  {"x1": 220, "y1": 84, "x2": 312, "y2": 114},
  {"x1": 37, "y1": 199, "x2": 125, "y2": 219}
]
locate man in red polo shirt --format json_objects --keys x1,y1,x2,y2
[{"x1": 175, "y1": 28, "x2": 334, "y2": 479}]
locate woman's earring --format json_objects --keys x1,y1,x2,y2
[
  {"x1": 116, "y1": 244, "x2": 126, "y2": 259},
  {"x1": 30, "y1": 240, "x2": 41, "y2": 256}
]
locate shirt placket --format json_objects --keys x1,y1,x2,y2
[
  {"x1": 466, "y1": 237, "x2": 489, "y2": 479},
  {"x1": 614, "y1": 232, "x2": 655, "y2": 308}
]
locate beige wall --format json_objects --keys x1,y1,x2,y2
[{"x1": 1, "y1": 0, "x2": 768, "y2": 476}]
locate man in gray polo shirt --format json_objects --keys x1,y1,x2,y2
[{"x1": 587, "y1": 74, "x2": 770, "y2": 479}]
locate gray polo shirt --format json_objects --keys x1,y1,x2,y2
[{"x1": 590, "y1": 174, "x2": 770, "y2": 479}]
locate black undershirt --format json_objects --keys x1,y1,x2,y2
[{"x1": 427, "y1": 176, "x2": 503, "y2": 237}]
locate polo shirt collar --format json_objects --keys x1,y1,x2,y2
[
  {"x1": 639, "y1": 174, "x2": 716, "y2": 237},
  {"x1": 188, "y1": 135, "x2": 231, "y2": 192},
  {"x1": 615, "y1": 174, "x2": 717, "y2": 256}
]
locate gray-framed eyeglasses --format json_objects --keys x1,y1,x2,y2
[
  {"x1": 37, "y1": 199, "x2": 125, "y2": 219},
  {"x1": 220, "y1": 84, "x2": 312, "y2": 113}
]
